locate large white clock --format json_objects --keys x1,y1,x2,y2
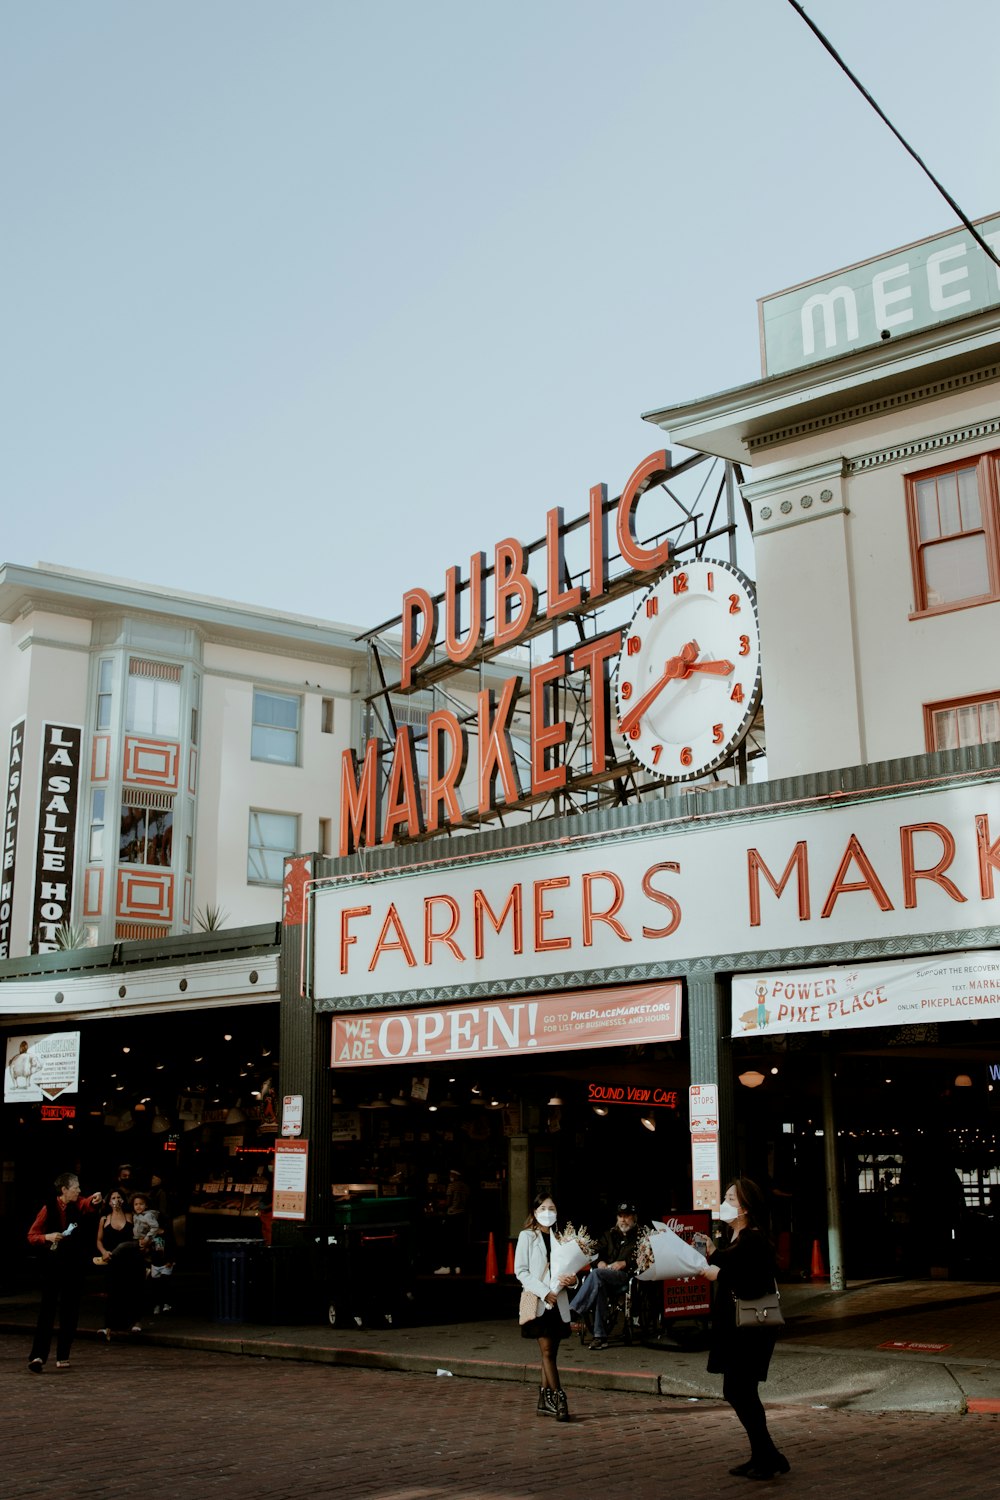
[{"x1": 615, "y1": 559, "x2": 762, "y2": 781}]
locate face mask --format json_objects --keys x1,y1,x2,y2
[
  {"x1": 718, "y1": 1199, "x2": 740, "y2": 1223},
  {"x1": 535, "y1": 1208, "x2": 557, "y2": 1227}
]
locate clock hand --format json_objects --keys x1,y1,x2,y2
[
  {"x1": 685, "y1": 658, "x2": 734, "y2": 676},
  {"x1": 619, "y1": 640, "x2": 699, "y2": 736}
]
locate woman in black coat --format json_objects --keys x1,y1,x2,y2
[{"x1": 698, "y1": 1177, "x2": 789, "y2": 1481}]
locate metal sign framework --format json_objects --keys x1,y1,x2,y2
[{"x1": 354, "y1": 454, "x2": 764, "y2": 844}]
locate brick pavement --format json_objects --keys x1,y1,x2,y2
[{"x1": 4, "y1": 1337, "x2": 1000, "y2": 1499}]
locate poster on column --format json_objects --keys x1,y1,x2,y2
[
  {"x1": 690, "y1": 1133, "x2": 720, "y2": 1213},
  {"x1": 732, "y1": 950, "x2": 1000, "y2": 1037},
  {"x1": 4, "y1": 1030, "x2": 80, "y2": 1102},
  {"x1": 273, "y1": 1139, "x2": 308, "y2": 1220}
]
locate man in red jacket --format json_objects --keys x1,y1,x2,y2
[{"x1": 27, "y1": 1170, "x2": 102, "y2": 1372}]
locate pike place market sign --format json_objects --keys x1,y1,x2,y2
[
  {"x1": 338, "y1": 451, "x2": 761, "y2": 856},
  {"x1": 311, "y1": 777, "x2": 1000, "y2": 1005}
]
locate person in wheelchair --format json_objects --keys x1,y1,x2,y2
[{"x1": 569, "y1": 1200, "x2": 642, "y2": 1351}]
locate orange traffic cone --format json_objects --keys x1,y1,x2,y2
[
  {"x1": 484, "y1": 1231, "x2": 499, "y2": 1284},
  {"x1": 505, "y1": 1238, "x2": 515, "y2": 1276},
  {"x1": 810, "y1": 1238, "x2": 826, "y2": 1281}
]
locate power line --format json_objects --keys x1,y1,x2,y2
[{"x1": 786, "y1": 0, "x2": 1000, "y2": 273}]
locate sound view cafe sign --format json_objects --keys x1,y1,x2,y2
[{"x1": 338, "y1": 449, "x2": 677, "y2": 858}]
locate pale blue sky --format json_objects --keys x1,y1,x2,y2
[{"x1": 4, "y1": 1, "x2": 998, "y2": 629}]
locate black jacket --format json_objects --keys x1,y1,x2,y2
[
  {"x1": 597, "y1": 1221, "x2": 641, "y2": 1272},
  {"x1": 706, "y1": 1226, "x2": 778, "y2": 1382}
]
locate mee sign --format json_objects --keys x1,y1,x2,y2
[
  {"x1": 312, "y1": 778, "x2": 1000, "y2": 1003},
  {"x1": 760, "y1": 213, "x2": 1000, "y2": 376},
  {"x1": 331, "y1": 983, "x2": 681, "y2": 1066}
]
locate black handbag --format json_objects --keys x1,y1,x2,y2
[{"x1": 733, "y1": 1284, "x2": 784, "y2": 1328}]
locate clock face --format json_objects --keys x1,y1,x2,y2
[{"x1": 615, "y1": 559, "x2": 762, "y2": 780}]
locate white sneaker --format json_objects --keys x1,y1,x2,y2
[{"x1": 433, "y1": 1266, "x2": 452, "y2": 1275}]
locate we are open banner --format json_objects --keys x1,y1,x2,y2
[{"x1": 331, "y1": 982, "x2": 680, "y2": 1067}]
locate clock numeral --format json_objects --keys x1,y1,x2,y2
[
  {"x1": 731, "y1": 682, "x2": 744, "y2": 704},
  {"x1": 645, "y1": 595, "x2": 659, "y2": 618},
  {"x1": 626, "y1": 635, "x2": 642, "y2": 656},
  {"x1": 620, "y1": 681, "x2": 633, "y2": 700},
  {"x1": 739, "y1": 634, "x2": 750, "y2": 656},
  {"x1": 707, "y1": 571, "x2": 714, "y2": 592},
  {"x1": 651, "y1": 744, "x2": 663, "y2": 765},
  {"x1": 728, "y1": 593, "x2": 741, "y2": 614},
  {"x1": 628, "y1": 724, "x2": 641, "y2": 740},
  {"x1": 680, "y1": 746, "x2": 693, "y2": 767},
  {"x1": 673, "y1": 571, "x2": 689, "y2": 595},
  {"x1": 712, "y1": 723, "x2": 724, "y2": 744}
]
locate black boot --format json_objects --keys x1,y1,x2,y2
[
  {"x1": 554, "y1": 1388, "x2": 570, "y2": 1422},
  {"x1": 536, "y1": 1385, "x2": 553, "y2": 1416}
]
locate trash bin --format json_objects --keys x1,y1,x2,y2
[
  {"x1": 328, "y1": 1198, "x2": 416, "y2": 1329},
  {"x1": 208, "y1": 1238, "x2": 264, "y2": 1323}
]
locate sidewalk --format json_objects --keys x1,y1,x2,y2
[{"x1": 4, "y1": 1272, "x2": 1000, "y2": 1415}]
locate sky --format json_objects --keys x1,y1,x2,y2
[{"x1": 4, "y1": 1, "x2": 999, "y2": 633}]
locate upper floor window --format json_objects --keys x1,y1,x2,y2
[
  {"x1": 96, "y1": 659, "x2": 113, "y2": 730},
  {"x1": 252, "y1": 689, "x2": 300, "y2": 765},
  {"x1": 247, "y1": 809, "x2": 298, "y2": 884},
  {"x1": 925, "y1": 691, "x2": 1000, "y2": 752},
  {"x1": 126, "y1": 658, "x2": 181, "y2": 739},
  {"x1": 120, "y1": 801, "x2": 174, "y2": 866},
  {"x1": 906, "y1": 453, "x2": 1000, "y2": 613}
]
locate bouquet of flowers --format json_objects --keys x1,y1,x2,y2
[
  {"x1": 635, "y1": 1222, "x2": 709, "y2": 1281},
  {"x1": 549, "y1": 1221, "x2": 599, "y2": 1293}
]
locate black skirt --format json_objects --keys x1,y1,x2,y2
[{"x1": 520, "y1": 1304, "x2": 570, "y2": 1341}]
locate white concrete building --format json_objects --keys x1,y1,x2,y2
[
  {"x1": 0, "y1": 564, "x2": 363, "y2": 954},
  {"x1": 645, "y1": 218, "x2": 1000, "y2": 779}
]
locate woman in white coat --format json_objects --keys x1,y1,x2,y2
[{"x1": 514, "y1": 1191, "x2": 579, "y2": 1421}]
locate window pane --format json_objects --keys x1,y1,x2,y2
[
  {"x1": 937, "y1": 472, "x2": 962, "y2": 536},
  {"x1": 89, "y1": 826, "x2": 104, "y2": 861},
  {"x1": 981, "y1": 702, "x2": 1000, "y2": 743},
  {"x1": 252, "y1": 691, "x2": 299, "y2": 763},
  {"x1": 152, "y1": 681, "x2": 180, "y2": 738},
  {"x1": 914, "y1": 478, "x2": 939, "y2": 542},
  {"x1": 254, "y1": 691, "x2": 299, "y2": 729},
  {"x1": 120, "y1": 807, "x2": 147, "y2": 863},
  {"x1": 146, "y1": 809, "x2": 173, "y2": 866},
  {"x1": 956, "y1": 465, "x2": 982, "y2": 529},
  {"x1": 97, "y1": 695, "x2": 112, "y2": 731},
  {"x1": 922, "y1": 534, "x2": 990, "y2": 605},
  {"x1": 933, "y1": 709, "x2": 957, "y2": 751},
  {"x1": 98, "y1": 660, "x2": 113, "y2": 693},
  {"x1": 92, "y1": 789, "x2": 106, "y2": 821},
  {"x1": 251, "y1": 724, "x2": 297, "y2": 764},
  {"x1": 247, "y1": 810, "x2": 298, "y2": 884},
  {"x1": 126, "y1": 677, "x2": 180, "y2": 737},
  {"x1": 957, "y1": 705, "x2": 981, "y2": 747}
]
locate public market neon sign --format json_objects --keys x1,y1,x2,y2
[{"x1": 340, "y1": 451, "x2": 673, "y2": 855}]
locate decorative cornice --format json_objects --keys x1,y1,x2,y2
[
  {"x1": 745, "y1": 360, "x2": 1000, "y2": 453},
  {"x1": 847, "y1": 415, "x2": 1000, "y2": 474}
]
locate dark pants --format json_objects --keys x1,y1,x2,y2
[
  {"x1": 722, "y1": 1369, "x2": 781, "y2": 1467},
  {"x1": 107, "y1": 1242, "x2": 146, "y2": 1330},
  {"x1": 30, "y1": 1256, "x2": 85, "y2": 1364},
  {"x1": 569, "y1": 1266, "x2": 628, "y2": 1338}
]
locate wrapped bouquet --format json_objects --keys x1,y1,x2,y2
[
  {"x1": 549, "y1": 1221, "x2": 599, "y2": 1293},
  {"x1": 635, "y1": 1222, "x2": 708, "y2": 1282}
]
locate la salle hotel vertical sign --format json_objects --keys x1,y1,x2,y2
[
  {"x1": 1, "y1": 719, "x2": 25, "y2": 960},
  {"x1": 31, "y1": 723, "x2": 82, "y2": 954}
]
